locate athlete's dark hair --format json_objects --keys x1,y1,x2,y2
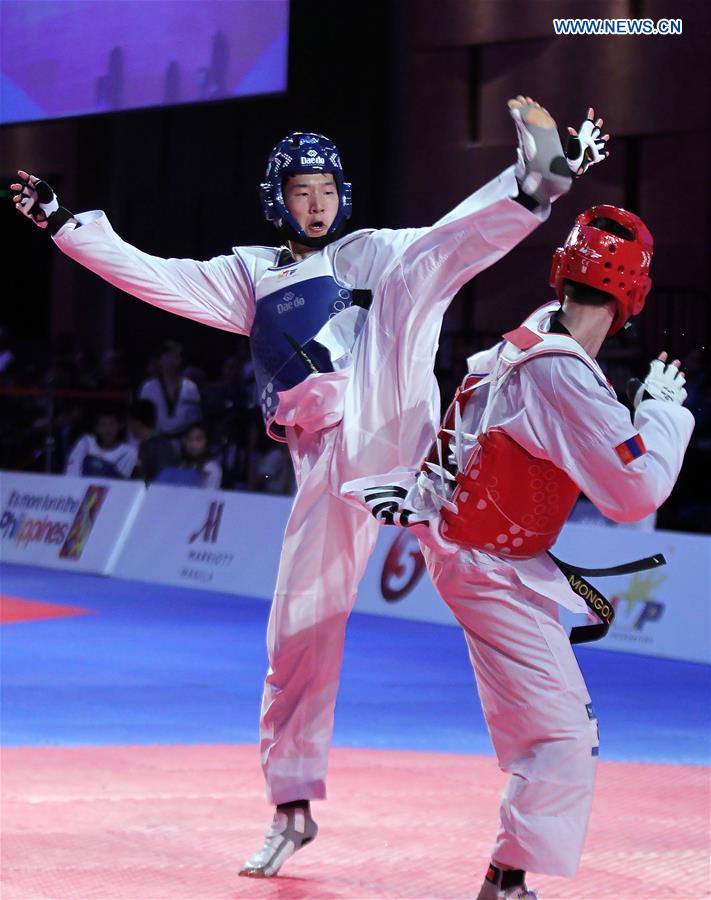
[{"x1": 563, "y1": 280, "x2": 615, "y2": 305}]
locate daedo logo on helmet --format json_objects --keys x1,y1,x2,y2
[
  {"x1": 301, "y1": 149, "x2": 326, "y2": 166},
  {"x1": 260, "y1": 131, "x2": 353, "y2": 249}
]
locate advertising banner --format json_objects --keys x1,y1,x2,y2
[
  {"x1": 354, "y1": 522, "x2": 710, "y2": 664},
  {"x1": 553, "y1": 522, "x2": 710, "y2": 663},
  {"x1": 12, "y1": 472, "x2": 705, "y2": 664},
  {"x1": 0, "y1": 471, "x2": 144, "y2": 573},
  {"x1": 113, "y1": 484, "x2": 291, "y2": 596}
]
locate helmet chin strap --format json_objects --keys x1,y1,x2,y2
[{"x1": 278, "y1": 219, "x2": 347, "y2": 252}]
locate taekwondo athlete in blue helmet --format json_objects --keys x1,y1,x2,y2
[{"x1": 12, "y1": 97, "x2": 608, "y2": 878}]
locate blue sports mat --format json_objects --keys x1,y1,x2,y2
[{"x1": 1, "y1": 564, "x2": 709, "y2": 764}]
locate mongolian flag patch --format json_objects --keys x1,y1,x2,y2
[{"x1": 615, "y1": 433, "x2": 647, "y2": 465}]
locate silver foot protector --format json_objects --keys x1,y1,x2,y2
[
  {"x1": 510, "y1": 99, "x2": 571, "y2": 206},
  {"x1": 239, "y1": 805, "x2": 318, "y2": 878}
]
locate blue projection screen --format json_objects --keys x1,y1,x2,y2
[{"x1": 0, "y1": 0, "x2": 289, "y2": 125}]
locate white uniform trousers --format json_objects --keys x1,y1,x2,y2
[
  {"x1": 424, "y1": 547, "x2": 599, "y2": 877},
  {"x1": 260, "y1": 261, "x2": 446, "y2": 804}
]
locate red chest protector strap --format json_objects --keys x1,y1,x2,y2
[
  {"x1": 429, "y1": 309, "x2": 591, "y2": 560},
  {"x1": 423, "y1": 372, "x2": 484, "y2": 474}
]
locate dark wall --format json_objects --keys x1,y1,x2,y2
[
  {"x1": 1, "y1": 0, "x2": 709, "y2": 373},
  {"x1": 0, "y1": 0, "x2": 395, "y2": 374},
  {"x1": 390, "y1": 0, "x2": 710, "y2": 363}
]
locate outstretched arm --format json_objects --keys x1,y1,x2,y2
[{"x1": 12, "y1": 171, "x2": 255, "y2": 337}]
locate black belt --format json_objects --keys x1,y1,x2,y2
[{"x1": 547, "y1": 551, "x2": 667, "y2": 645}]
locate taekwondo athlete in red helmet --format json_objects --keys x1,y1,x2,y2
[
  {"x1": 550, "y1": 204, "x2": 653, "y2": 334},
  {"x1": 345, "y1": 207, "x2": 693, "y2": 900},
  {"x1": 12, "y1": 99, "x2": 607, "y2": 879}
]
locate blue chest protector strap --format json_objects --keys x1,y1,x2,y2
[{"x1": 249, "y1": 261, "x2": 352, "y2": 440}]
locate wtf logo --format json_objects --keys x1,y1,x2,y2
[{"x1": 610, "y1": 572, "x2": 665, "y2": 631}]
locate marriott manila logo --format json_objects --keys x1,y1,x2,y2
[{"x1": 189, "y1": 500, "x2": 224, "y2": 544}]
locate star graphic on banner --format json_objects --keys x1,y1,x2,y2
[{"x1": 617, "y1": 573, "x2": 666, "y2": 617}]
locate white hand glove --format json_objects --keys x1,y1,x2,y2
[
  {"x1": 11, "y1": 171, "x2": 73, "y2": 235},
  {"x1": 629, "y1": 354, "x2": 687, "y2": 409},
  {"x1": 566, "y1": 108, "x2": 610, "y2": 175}
]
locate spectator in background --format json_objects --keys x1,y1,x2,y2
[
  {"x1": 182, "y1": 363, "x2": 208, "y2": 397},
  {"x1": 683, "y1": 347, "x2": 711, "y2": 441},
  {"x1": 44, "y1": 351, "x2": 77, "y2": 389},
  {"x1": 249, "y1": 428, "x2": 295, "y2": 495},
  {"x1": 240, "y1": 355, "x2": 258, "y2": 410},
  {"x1": 658, "y1": 346, "x2": 711, "y2": 533},
  {"x1": 203, "y1": 352, "x2": 257, "y2": 488},
  {"x1": 98, "y1": 349, "x2": 131, "y2": 393},
  {"x1": 203, "y1": 353, "x2": 247, "y2": 422},
  {"x1": 175, "y1": 422, "x2": 221, "y2": 489},
  {"x1": 0, "y1": 327, "x2": 15, "y2": 375},
  {"x1": 72, "y1": 347, "x2": 99, "y2": 389},
  {"x1": 138, "y1": 339, "x2": 201, "y2": 436},
  {"x1": 127, "y1": 398, "x2": 179, "y2": 483},
  {"x1": 65, "y1": 406, "x2": 136, "y2": 478}
]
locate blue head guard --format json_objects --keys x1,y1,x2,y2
[{"x1": 260, "y1": 131, "x2": 352, "y2": 248}]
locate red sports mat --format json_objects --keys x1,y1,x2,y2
[
  {"x1": 1, "y1": 745, "x2": 708, "y2": 899},
  {"x1": 0, "y1": 595, "x2": 91, "y2": 625}
]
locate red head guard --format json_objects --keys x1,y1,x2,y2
[{"x1": 549, "y1": 204, "x2": 654, "y2": 335}]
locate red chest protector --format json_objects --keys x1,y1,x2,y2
[
  {"x1": 427, "y1": 303, "x2": 615, "y2": 560},
  {"x1": 438, "y1": 428, "x2": 580, "y2": 558}
]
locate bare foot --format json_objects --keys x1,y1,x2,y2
[{"x1": 508, "y1": 95, "x2": 555, "y2": 129}]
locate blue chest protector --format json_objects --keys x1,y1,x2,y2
[{"x1": 247, "y1": 251, "x2": 352, "y2": 440}]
